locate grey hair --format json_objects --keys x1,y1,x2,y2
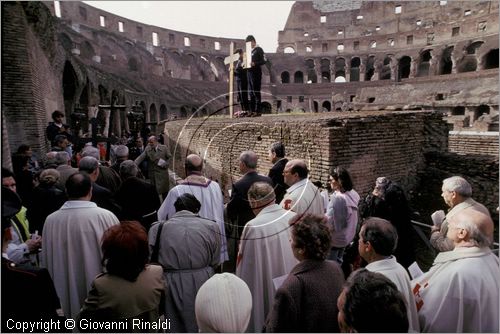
[
  {"x1": 55, "y1": 151, "x2": 70, "y2": 166},
  {"x1": 114, "y1": 145, "x2": 129, "y2": 158},
  {"x1": 79, "y1": 156, "x2": 99, "y2": 174},
  {"x1": 39, "y1": 168, "x2": 60, "y2": 185},
  {"x1": 240, "y1": 151, "x2": 258, "y2": 169},
  {"x1": 81, "y1": 146, "x2": 100, "y2": 160},
  {"x1": 120, "y1": 160, "x2": 138, "y2": 179},
  {"x1": 454, "y1": 217, "x2": 491, "y2": 248},
  {"x1": 442, "y1": 176, "x2": 472, "y2": 197},
  {"x1": 248, "y1": 182, "x2": 275, "y2": 203}
]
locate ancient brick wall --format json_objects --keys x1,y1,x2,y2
[
  {"x1": 164, "y1": 111, "x2": 449, "y2": 201},
  {"x1": 448, "y1": 131, "x2": 499, "y2": 156}
]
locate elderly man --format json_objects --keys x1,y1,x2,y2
[
  {"x1": 134, "y1": 135, "x2": 171, "y2": 199},
  {"x1": 236, "y1": 182, "x2": 297, "y2": 332},
  {"x1": 281, "y1": 159, "x2": 324, "y2": 215},
  {"x1": 158, "y1": 154, "x2": 228, "y2": 264},
  {"x1": 79, "y1": 156, "x2": 121, "y2": 216},
  {"x1": 55, "y1": 151, "x2": 77, "y2": 189},
  {"x1": 41, "y1": 173, "x2": 119, "y2": 318},
  {"x1": 110, "y1": 144, "x2": 129, "y2": 174},
  {"x1": 430, "y1": 176, "x2": 490, "y2": 252},
  {"x1": 412, "y1": 208, "x2": 499, "y2": 332},
  {"x1": 358, "y1": 217, "x2": 419, "y2": 332},
  {"x1": 267, "y1": 142, "x2": 289, "y2": 203},
  {"x1": 81, "y1": 145, "x2": 121, "y2": 194}
]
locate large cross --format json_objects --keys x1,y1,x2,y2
[{"x1": 224, "y1": 41, "x2": 252, "y2": 118}]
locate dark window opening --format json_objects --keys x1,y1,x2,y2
[
  {"x1": 435, "y1": 94, "x2": 444, "y2": 101},
  {"x1": 451, "y1": 106, "x2": 465, "y2": 116},
  {"x1": 367, "y1": 97, "x2": 375, "y2": 103},
  {"x1": 452, "y1": 27, "x2": 460, "y2": 37}
]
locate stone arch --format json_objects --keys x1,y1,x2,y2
[
  {"x1": 80, "y1": 41, "x2": 95, "y2": 60},
  {"x1": 160, "y1": 104, "x2": 168, "y2": 120},
  {"x1": 62, "y1": 61, "x2": 79, "y2": 118},
  {"x1": 320, "y1": 59, "x2": 331, "y2": 82},
  {"x1": 98, "y1": 85, "x2": 110, "y2": 105},
  {"x1": 439, "y1": 46, "x2": 454, "y2": 75},
  {"x1": 482, "y1": 49, "x2": 499, "y2": 69},
  {"x1": 398, "y1": 56, "x2": 411, "y2": 80},
  {"x1": 313, "y1": 101, "x2": 319, "y2": 113},
  {"x1": 261, "y1": 102, "x2": 272, "y2": 114},
  {"x1": 128, "y1": 57, "x2": 139, "y2": 71},
  {"x1": 149, "y1": 103, "x2": 158, "y2": 123},
  {"x1": 305, "y1": 59, "x2": 317, "y2": 83},
  {"x1": 466, "y1": 41, "x2": 484, "y2": 54},
  {"x1": 322, "y1": 101, "x2": 331, "y2": 112},
  {"x1": 350, "y1": 57, "x2": 361, "y2": 81},
  {"x1": 294, "y1": 71, "x2": 304, "y2": 83},
  {"x1": 281, "y1": 71, "x2": 290, "y2": 84},
  {"x1": 284, "y1": 46, "x2": 296, "y2": 54},
  {"x1": 334, "y1": 101, "x2": 343, "y2": 111},
  {"x1": 180, "y1": 106, "x2": 189, "y2": 118},
  {"x1": 380, "y1": 56, "x2": 392, "y2": 80},
  {"x1": 365, "y1": 56, "x2": 375, "y2": 81},
  {"x1": 417, "y1": 50, "x2": 432, "y2": 77},
  {"x1": 334, "y1": 57, "x2": 346, "y2": 81},
  {"x1": 59, "y1": 33, "x2": 73, "y2": 52}
]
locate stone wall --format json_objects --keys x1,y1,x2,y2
[
  {"x1": 164, "y1": 111, "x2": 448, "y2": 201},
  {"x1": 448, "y1": 131, "x2": 499, "y2": 156}
]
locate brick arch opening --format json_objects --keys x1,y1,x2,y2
[
  {"x1": 439, "y1": 46, "x2": 454, "y2": 75},
  {"x1": 320, "y1": 59, "x2": 331, "y2": 82},
  {"x1": 149, "y1": 103, "x2": 158, "y2": 123},
  {"x1": 322, "y1": 101, "x2": 331, "y2": 112},
  {"x1": 350, "y1": 57, "x2": 361, "y2": 81},
  {"x1": 365, "y1": 56, "x2": 375, "y2": 81},
  {"x1": 281, "y1": 71, "x2": 290, "y2": 83},
  {"x1": 417, "y1": 50, "x2": 432, "y2": 77},
  {"x1": 380, "y1": 56, "x2": 392, "y2": 80},
  {"x1": 261, "y1": 102, "x2": 272, "y2": 114},
  {"x1": 160, "y1": 104, "x2": 168, "y2": 120},
  {"x1": 482, "y1": 49, "x2": 499, "y2": 69},
  {"x1": 398, "y1": 56, "x2": 411, "y2": 80},
  {"x1": 313, "y1": 101, "x2": 319, "y2": 113},
  {"x1": 62, "y1": 60, "x2": 79, "y2": 116},
  {"x1": 335, "y1": 57, "x2": 346, "y2": 81},
  {"x1": 305, "y1": 59, "x2": 317, "y2": 83},
  {"x1": 180, "y1": 106, "x2": 189, "y2": 118},
  {"x1": 294, "y1": 71, "x2": 304, "y2": 83}
]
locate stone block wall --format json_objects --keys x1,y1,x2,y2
[
  {"x1": 448, "y1": 131, "x2": 499, "y2": 156},
  {"x1": 164, "y1": 111, "x2": 449, "y2": 201}
]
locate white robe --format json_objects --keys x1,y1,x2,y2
[
  {"x1": 366, "y1": 256, "x2": 420, "y2": 332},
  {"x1": 280, "y1": 178, "x2": 324, "y2": 216},
  {"x1": 412, "y1": 247, "x2": 500, "y2": 333},
  {"x1": 236, "y1": 204, "x2": 298, "y2": 333},
  {"x1": 157, "y1": 176, "x2": 228, "y2": 263},
  {"x1": 41, "y1": 201, "x2": 119, "y2": 319}
]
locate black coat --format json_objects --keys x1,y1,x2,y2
[
  {"x1": 1, "y1": 258, "x2": 61, "y2": 329},
  {"x1": 115, "y1": 177, "x2": 161, "y2": 231},
  {"x1": 226, "y1": 171, "x2": 272, "y2": 236},
  {"x1": 268, "y1": 158, "x2": 289, "y2": 204},
  {"x1": 91, "y1": 183, "x2": 121, "y2": 217},
  {"x1": 27, "y1": 184, "x2": 67, "y2": 234}
]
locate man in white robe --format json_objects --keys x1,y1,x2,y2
[
  {"x1": 412, "y1": 208, "x2": 499, "y2": 332},
  {"x1": 41, "y1": 172, "x2": 119, "y2": 319},
  {"x1": 358, "y1": 217, "x2": 419, "y2": 332},
  {"x1": 157, "y1": 154, "x2": 228, "y2": 263},
  {"x1": 237, "y1": 182, "x2": 298, "y2": 332},
  {"x1": 280, "y1": 159, "x2": 324, "y2": 216}
]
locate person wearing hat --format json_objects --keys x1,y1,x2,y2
[
  {"x1": 1, "y1": 187, "x2": 61, "y2": 329},
  {"x1": 2, "y1": 168, "x2": 41, "y2": 265},
  {"x1": 195, "y1": 273, "x2": 252, "y2": 333}
]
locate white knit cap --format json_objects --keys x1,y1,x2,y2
[{"x1": 195, "y1": 273, "x2": 252, "y2": 333}]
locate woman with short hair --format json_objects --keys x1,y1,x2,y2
[
  {"x1": 77, "y1": 221, "x2": 164, "y2": 332},
  {"x1": 264, "y1": 214, "x2": 345, "y2": 332}
]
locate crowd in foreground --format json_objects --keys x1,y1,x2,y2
[{"x1": 2, "y1": 136, "x2": 499, "y2": 333}]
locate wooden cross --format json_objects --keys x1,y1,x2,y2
[{"x1": 224, "y1": 42, "x2": 239, "y2": 118}]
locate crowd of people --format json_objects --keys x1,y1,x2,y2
[{"x1": 2, "y1": 127, "x2": 499, "y2": 332}]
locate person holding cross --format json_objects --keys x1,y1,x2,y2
[
  {"x1": 245, "y1": 35, "x2": 266, "y2": 117},
  {"x1": 234, "y1": 48, "x2": 249, "y2": 117}
]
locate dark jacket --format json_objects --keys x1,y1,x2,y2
[
  {"x1": 1, "y1": 258, "x2": 61, "y2": 330},
  {"x1": 27, "y1": 183, "x2": 67, "y2": 234},
  {"x1": 91, "y1": 182, "x2": 121, "y2": 217},
  {"x1": 96, "y1": 166, "x2": 121, "y2": 195},
  {"x1": 264, "y1": 259, "x2": 345, "y2": 333},
  {"x1": 115, "y1": 177, "x2": 161, "y2": 231},
  {"x1": 268, "y1": 158, "x2": 289, "y2": 204},
  {"x1": 226, "y1": 171, "x2": 272, "y2": 236}
]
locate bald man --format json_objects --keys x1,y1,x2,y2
[
  {"x1": 412, "y1": 208, "x2": 499, "y2": 332},
  {"x1": 158, "y1": 154, "x2": 228, "y2": 264},
  {"x1": 134, "y1": 135, "x2": 172, "y2": 199},
  {"x1": 280, "y1": 159, "x2": 324, "y2": 215}
]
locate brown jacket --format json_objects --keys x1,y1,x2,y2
[{"x1": 264, "y1": 259, "x2": 345, "y2": 333}]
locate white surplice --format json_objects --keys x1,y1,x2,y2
[{"x1": 280, "y1": 178, "x2": 324, "y2": 216}]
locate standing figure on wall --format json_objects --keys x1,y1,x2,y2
[
  {"x1": 234, "y1": 48, "x2": 249, "y2": 116},
  {"x1": 87, "y1": 104, "x2": 98, "y2": 135},
  {"x1": 245, "y1": 35, "x2": 266, "y2": 117}
]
